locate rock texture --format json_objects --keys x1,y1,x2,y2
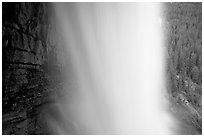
[
  {"x1": 2, "y1": 2, "x2": 51, "y2": 134},
  {"x1": 165, "y1": 3, "x2": 202, "y2": 133}
]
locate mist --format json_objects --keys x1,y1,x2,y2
[{"x1": 46, "y1": 3, "x2": 175, "y2": 134}]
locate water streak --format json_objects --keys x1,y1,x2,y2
[{"x1": 48, "y1": 3, "x2": 175, "y2": 134}]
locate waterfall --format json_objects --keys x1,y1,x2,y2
[{"x1": 47, "y1": 3, "x2": 175, "y2": 134}]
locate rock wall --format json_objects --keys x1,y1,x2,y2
[
  {"x1": 165, "y1": 3, "x2": 202, "y2": 133},
  {"x1": 2, "y1": 2, "x2": 52, "y2": 134}
]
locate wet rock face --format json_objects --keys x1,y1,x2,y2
[
  {"x1": 2, "y1": 2, "x2": 50, "y2": 134},
  {"x1": 3, "y1": 3, "x2": 49, "y2": 42}
]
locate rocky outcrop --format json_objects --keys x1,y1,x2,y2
[{"x1": 2, "y1": 2, "x2": 51, "y2": 134}]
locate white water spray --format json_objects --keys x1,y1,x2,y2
[{"x1": 48, "y1": 3, "x2": 175, "y2": 134}]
